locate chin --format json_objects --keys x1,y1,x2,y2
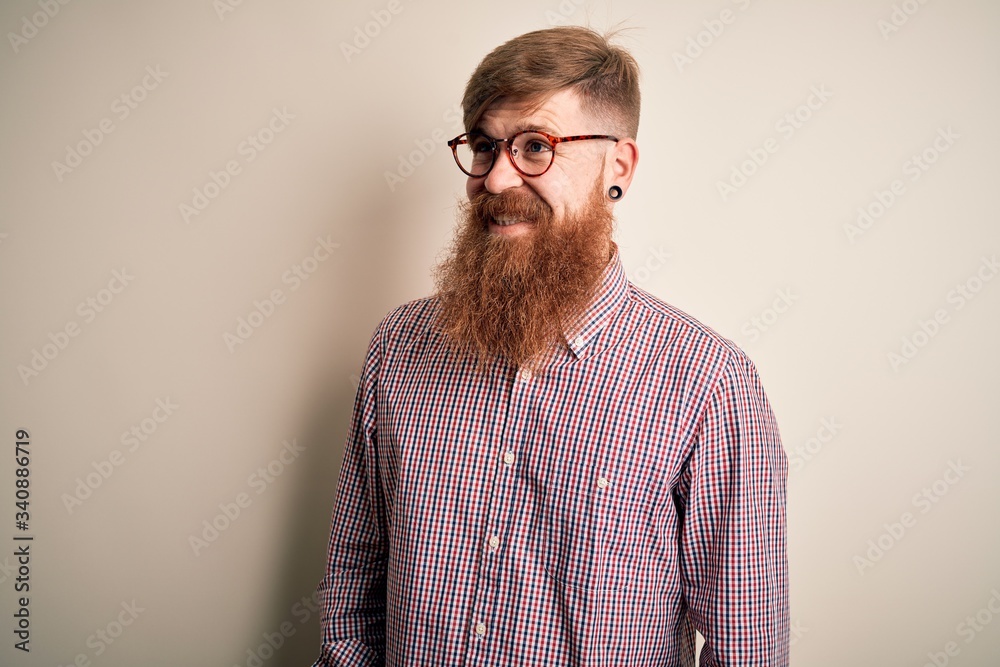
[{"x1": 488, "y1": 221, "x2": 534, "y2": 237}]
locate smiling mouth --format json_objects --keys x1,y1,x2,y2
[{"x1": 491, "y1": 216, "x2": 529, "y2": 226}]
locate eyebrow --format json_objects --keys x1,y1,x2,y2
[
  {"x1": 472, "y1": 122, "x2": 560, "y2": 138},
  {"x1": 515, "y1": 120, "x2": 558, "y2": 134}
]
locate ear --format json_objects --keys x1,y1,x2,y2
[{"x1": 605, "y1": 138, "x2": 639, "y2": 198}]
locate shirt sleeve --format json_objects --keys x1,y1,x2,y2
[
  {"x1": 674, "y1": 351, "x2": 790, "y2": 666},
  {"x1": 312, "y1": 325, "x2": 389, "y2": 667}
]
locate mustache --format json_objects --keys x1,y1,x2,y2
[{"x1": 469, "y1": 190, "x2": 552, "y2": 224}]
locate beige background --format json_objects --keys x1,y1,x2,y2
[{"x1": 2, "y1": 1, "x2": 999, "y2": 665}]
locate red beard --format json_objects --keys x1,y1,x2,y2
[{"x1": 432, "y1": 179, "x2": 614, "y2": 371}]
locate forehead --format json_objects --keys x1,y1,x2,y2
[{"x1": 477, "y1": 87, "x2": 593, "y2": 135}]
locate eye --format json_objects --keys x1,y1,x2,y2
[
  {"x1": 468, "y1": 136, "x2": 494, "y2": 154},
  {"x1": 524, "y1": 138, "x2": 553, "y2": 153}
]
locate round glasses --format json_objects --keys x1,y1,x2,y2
[{"x1": 447, "y1": 130, "x2": 618, "y2": 178}]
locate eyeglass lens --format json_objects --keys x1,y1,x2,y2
[{"x1": 454, "y1": 133, "x2": 554, "y2": 177}]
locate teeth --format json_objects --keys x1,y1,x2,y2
[{"x1": 494, "y1": 216, "x2": 521, "y2": 226}]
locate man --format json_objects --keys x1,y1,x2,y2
[{"x1": 313, "y1": 26, "x2": 788, "y2": 667}]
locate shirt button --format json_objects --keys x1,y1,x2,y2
[
  {"x1": 488, "y1": 535, "x2": 500, "y2": 550},
  {"x1": 519, "y1": 368, "x2": 533, "y2": 382},
  {"x1": 573, "y1": 335, "x2": 585, "y2": 348},
  {"x1": 597, "y1": 477, "x2": 610, "y2": 490},
  {"x1": 474, "y1": 623, "x2": 487, "y2": 636},
  {"x1": 502, "y1": 451, "x2": 515, "y2": 465}
]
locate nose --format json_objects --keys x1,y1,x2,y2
[{"x1": 481, "y1": 142, "x2": 525, "y2": 194}]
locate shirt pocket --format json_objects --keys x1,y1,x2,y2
[{"x1": 539, "y1": 461, "x2": 650, "y2": 592}]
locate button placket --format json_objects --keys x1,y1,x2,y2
[{"x1": 466, "y1": 363, "x2": 533, "y2": 663}]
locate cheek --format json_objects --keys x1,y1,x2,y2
[
  {"x1": 540, "y1": 177, "x2": 565, "y2": 199},
  {"x1": 535, "y1": 180, "x2": 566, "y2": 212},
  {"x1": 466, "y1": 177, "x2": 488, "y2": 200}
]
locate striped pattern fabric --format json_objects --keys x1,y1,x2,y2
[{"x1": 313, "y1": 245, "x2": 789, "y2": 666}]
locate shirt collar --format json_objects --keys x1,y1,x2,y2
[{"x1": 561, "y1": 241, "x2": 630, "y2": 359}]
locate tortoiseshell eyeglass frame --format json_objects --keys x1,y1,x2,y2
[{"x1": 447, "y1": 130, "x2": 619, "y2": 178}]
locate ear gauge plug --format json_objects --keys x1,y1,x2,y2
[{"x1": 608, "y1": 185, "x2": 623, "y2": 201}]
